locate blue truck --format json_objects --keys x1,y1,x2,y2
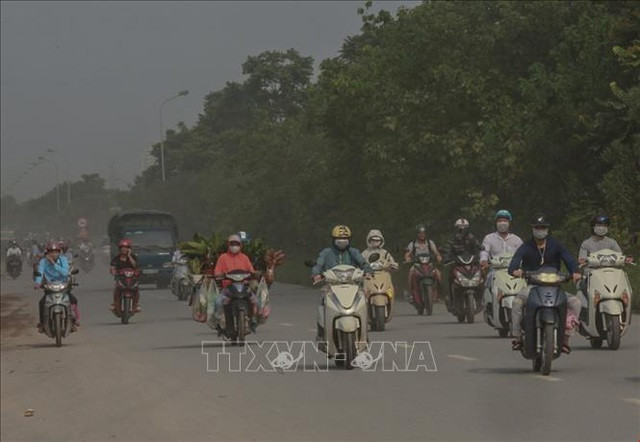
[{"x1": 107, "y1": 210, "x2": 178, "y2": 289}]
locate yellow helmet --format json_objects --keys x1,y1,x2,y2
[{"x1": 331, "y1": 225, "x2": 352, "y2": 239}]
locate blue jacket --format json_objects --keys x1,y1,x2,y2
[
  {"x1": 35, "y1": 255, "x2": 70, "y2": 284},
  {"x1": 508, "y1": 236, "x2": 578, "y2": 276},
  {"x1": 311, "y1": 246, "x2": 372, "y2": 276}
]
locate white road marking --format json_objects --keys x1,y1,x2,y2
[
  {"x1": 621, "y1": 398, "x2": 640, "y2": 406},
  {"x1": 279, "y1": 322, "x2": 293, "y2": 327},
  {"x1": 397, "y1": 343, "x2": 413, "y2": 348},
  {"x1": 446, "y1": 354, "x2": 478, "y2": 361},
  {"x1": 531, "y1": 375, "x2": 562, "y2": 382}
]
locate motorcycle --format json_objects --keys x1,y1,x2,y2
[
  {"x1": 519, "y1": 269, "x2": 570, "y2": 375},
  {"x1": 170, "y1": 257, "x2": 192, "y2": 301},
  {"x1": 317, "y1": 265, "x2": 368, "y2": 369},
  {"x1": 449, "y1": 253, "x2": 484, "y2": 323},
  {"x1": 578, "y1": 249, "x2": 633, "y2": 350},
  {"x1": 114, "y1": 269, "x2": 140, "y2": 324},
  {"x1": 6, "y1": 254, "x2": 22, "y2": 279},
  {"x1": 410, "y1": 253, "x2": 437, "y2": 316},
  {"x1": 36, "y1": 269, "x2": 79, "y2": 347},
  {"x1": 363, "y1": 252, "x2": 395, "y2": 331},
  {"x1": 77, "y1": 249, "x2": 95, "y2": 273},
  {"x1": 483, "y1": 252, "x2": 526, "y2": 337},
  {"x1": 222, "y1": 270, "x2": 256, "y2": 346}
]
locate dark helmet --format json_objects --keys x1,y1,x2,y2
[
  {"x1": 591, "y1": 214, "x2": 610, "y2": 227},
  {"x1": 529, "y1": 213, "x2": 550, "y2": 227}
]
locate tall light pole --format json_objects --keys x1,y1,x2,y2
[
  {"x1": 38, "y1": 156, "x2": 60, "y2": 212},
  {"x1": 46, "y1": 148, "x2": 71, "y2": 206},
  {"x1": 159, "y1": 89, "x2": 189, "y2": 182}
]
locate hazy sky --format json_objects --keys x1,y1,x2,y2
[{"x1": 1, "y1": 0, "x2": 419, "y2": 202}]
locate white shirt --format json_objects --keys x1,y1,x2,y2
[
  {"x1": 6, "y1": 247, "x2": 22, "y2": 257},
  {"x1": 480, "y1": 232, "x2": 523, "y2": 262}
]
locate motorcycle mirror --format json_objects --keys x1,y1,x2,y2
[
  {"x1": 71, "y1": 268, "x2": 79, "y2": 275},
  {"x1": 368, "y1": 252, "x2": 381, "y2": 263},
  {"x1": 303, "y1": 260, "x2": 315, "y2": 268}
]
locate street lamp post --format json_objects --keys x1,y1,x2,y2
[
  {"x1": 47, "y1": 148, "x2": 71, "y2": 206},
  {"x1": 159, "y1": 89, "x2": 189, "y2": 182},
  {"x1": 38, "y1": 156, "x2": 60, "y2": 212}
]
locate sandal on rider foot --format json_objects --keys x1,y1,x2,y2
[
  {"x1": 36, "y1": 323, "x2": 44, "y2": 333},
  {"x1": 511, "y1": 338, "x2": 523, "y2": 351},
  {"x1": 109, "y1": 304, "x2": 116, "y2": 312},
  {"x1": 134, "y1": 306, "x2": 142, "y2": 313},
  {"x1": 562, "y1": 343, "x2": 571, "y2": 354}
]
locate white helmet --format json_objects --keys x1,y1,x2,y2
[{"x1": 454, "y1": 218, "x2": 470, "y2": 230}]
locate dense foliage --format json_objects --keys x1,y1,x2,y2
[{"x1": 3, "y1": 1, "x2": 639, "y2": 289}]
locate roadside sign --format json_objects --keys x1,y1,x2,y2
[{"x1": 78, "y1": 218, "x2": 88, "y2": 228}]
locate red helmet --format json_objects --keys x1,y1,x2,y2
[
  {"x1": 118, "y1": 238, "x2": 133, "y2": 248},
  {"x1": 45, "y1": 240, "x2": 61, "y2": 252},
  {"x1": 57, "y1": 240, "x2": 68, "y2": 252}
]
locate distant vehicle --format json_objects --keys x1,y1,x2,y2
[{"x1": 108, "y1": 210, "x2": 178, "y2": 289}]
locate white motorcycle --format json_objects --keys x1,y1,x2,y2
[
  {"x1": 317, "y1": 265, "x2": 368, "y2": 370},
  {"x1": 37, "y1": 269, "x2": 79, "y2": 347},
  {"x1": 170, "y1": 257, "x2": 192, "y2": 301},
  {"x1": 578, "y1": 249, "x2": 633, "y2": 350},
  {"x1": 483, "y1": 252, "x2": 526, "y2": 337}
]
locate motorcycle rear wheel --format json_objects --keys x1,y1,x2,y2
[{"x1": 589, "y1": 337, "x2": 603, "y2": 349}]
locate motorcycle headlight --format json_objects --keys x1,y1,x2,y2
[
  {"x1": 334, "y1": 270, "x2": 354, "y2": 283},
  {"x1": 45, "y1": 282, "x2": 67, "y2": 292},
  {"x1": 162, "y1": 262, "x2": 173, "y2": 268}
]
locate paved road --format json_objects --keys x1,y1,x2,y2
[{"x1": 1, "y1": 268, "x2": 639, "y2": 441}]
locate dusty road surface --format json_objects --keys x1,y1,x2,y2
[{"x1": 2, "y1": 267, "x2": 639, "y2": 441}]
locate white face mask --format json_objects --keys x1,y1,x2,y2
[
  {"x1": 229, "y1": 245, "x2": 241, "y2": 254},
  {"x1": 496, "y1": 221, "x2": 510, "y2": 233},
  {"x1": 334, "y1": 239, "x2": 349, "y2": 250},
  {"x1": 368, "y1": 239, "x2": 382, "y2": 248},
  {"x1": 594, "y1": 226, "x2": 608, "y2": 237},
  {"x1": 532, "y1": 228, "x2": 548, "y2": 240}
]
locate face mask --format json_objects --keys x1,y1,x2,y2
[
  {"x1": 229, "y1": 245, "x2": 241, "y2": 254},
  {"x1": 532, "y1": 228, "x2": 548, "y2": 240},
  {"x1": 496, "y1": 221, "x2": 510, "y2": 233},
  {"x1": 594, "y1": 226, "x2": 608, "y2": 237},
  {"x1": 334, "y1": 239, "x2": 349, "y2": 250},
  {"x1": 369, "y1": 239, "x2": 382, "y2": 248}
]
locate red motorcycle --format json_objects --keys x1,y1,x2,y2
[
  {"x1": 410, "y1": 253, "x2": 438, "y2": 316},
  {"x1": 114, "y1": 269, "x2": 140, "y2": 324},
  {"x1": 449, "y1": 253, "x2": 484, "y2": 323}
]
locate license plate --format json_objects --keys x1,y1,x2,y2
[{"x1": 143, "y1": 269, "x2": 159, "y2": 274}]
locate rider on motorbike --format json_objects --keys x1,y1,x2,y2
[
  {"x1": 508, "y1": 214, "x2": 582, "y2": 353},
  {"x1": 5, "y1": 240, "x2": 22, "y2": 259},
  {"x1": 34, "y1": 241, "x2": 77, "y2": 332},
  {"x1": 445, "y1": 218, "x2": 483, "y2": 261},
  {"x1": 404, "y1": 225, "x2": 442, "y2": 303},
  {"x1": 362, "y1": 229, "x2": 398, "y2": 270},
  {"x1": 212, "y1": 234, "x2": 258, "y2": 335},
  {"x1": 480, "y1": 210, "x2": 524, "y2": 290},
  {"x1": 311, "y1": 225, "x2": 373, "y2": 341},
  {"x1": 578, "y1": 214, "x2": 633, "y2": 265},
  {"x1": 58, "y1": 240, "x2": 74, "y2": 266},
  {"x1": 110, "y1": 239, "x2": 140, "y2": 313}
]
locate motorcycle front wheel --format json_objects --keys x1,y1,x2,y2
[
  {"x1": 235, "y1": 309, "x2": 246, "y2": 346},
  {"x1": 122, "y1": 298, "x2": 130, "y2": 324},
  {"x1": 465, "y1": 293, "x2": 475, "y2": 323},
  {"x1": 374, "y1": 305, "x2": 386, "y2": 331},
  {"x1": 540, "y1": 323, "x2": 554, "y2": 375},
  {"x1": 54, "y1": 313, "x2": 63, "y2": 347},
  {"x1": 606, "y1": 314, "x2": 621, "y2": 350}
]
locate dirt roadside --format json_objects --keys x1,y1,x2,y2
[{"x1": 1, "y1": 291, "x2": 36, "y2": 351}]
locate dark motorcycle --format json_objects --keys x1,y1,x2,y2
[
  {"x1": 520, "y1": 269, "x2": 570, "y2": 376},
  {"x1": 35, "y1": 269, "x2": 79, "y2": 347},
  {"x1": 114, "y1": 269, "x2": 140, "y2": 324},
  {"x1": 6, "y1": 254, "x2": 22, "y2": 279},
  {"x1": 77, "y1": 249, "x2": 95, "y2": 273},
  {"x1": 222, "y1": 270, "x2": 255, "y2": 346},
  {"x1": 410, "y1": 253, "x2": 437, "y2": 316},
  {"x1": 449, "y1": 253, "x2": 484, "y2": 323}
]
